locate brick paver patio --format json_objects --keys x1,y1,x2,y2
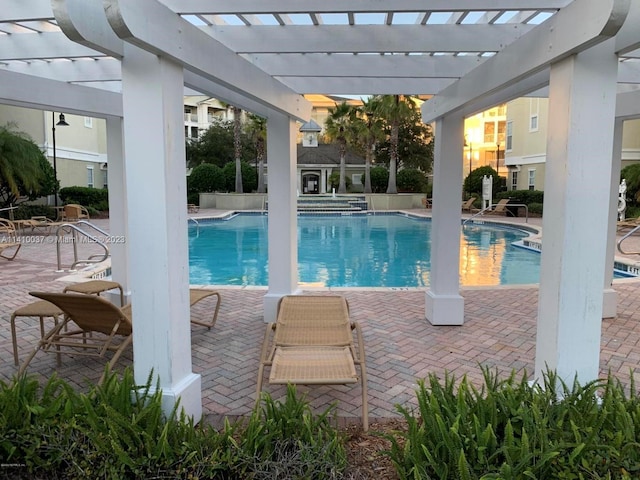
[{"x1": 2, "y1": 211, "x2": 640, "y2": 427}]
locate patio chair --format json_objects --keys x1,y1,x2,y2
[
  {"x1": 483, "y1": 198, "x2": 513, "y2": 216},
  {"x1": 617, "y1": 215, "x2": 640, "y2": 231},
  {"x1": 190, "y1": 288, "x2": 222, "y2": 329},
  {"x1": 0, "y1": 219, "x2": 20, "y2": 260},
  {"x1": 19, "y1": 291, "x2": 133, "y2": 383},
  {"x1": 256, "y1": 295, "x2": 369, "y2": 431},
  {"x1": 461, "y1": 197, "x2": 476, "y2": 212},
  {"x1": 62, "y1": 204, "x2": 90, "y2": 222}
]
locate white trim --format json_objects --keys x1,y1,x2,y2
[
  {"x1": 84, "y1": 116, "x2": 93, "y2": 128},
  {"x1": 45, "y1": 144, "x2": 107, "y2": 164},
  {"x1": 504, "y1": 153, "x2": 546, "y2": 166}
]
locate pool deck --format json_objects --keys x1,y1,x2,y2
[{"x1": 2, "y1": 209, "x2": 640, "y2": 426}]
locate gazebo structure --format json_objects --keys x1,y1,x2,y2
[{"x1": 1, "y1": 0, "x2": 639, "y2": 420}]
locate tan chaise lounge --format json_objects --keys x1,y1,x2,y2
[
  {"x1": 0, "y1": 218, "x2": 21, "y2": 260},
  {"x1": 461, "y1": 197, "x2": 476, "y2": 212},
  {"x1": 19, "y1": 292, "x2": 133, "y2": 383},
  {"x1": 257, "y1": 295, "x2": 369, "y2": 431}
]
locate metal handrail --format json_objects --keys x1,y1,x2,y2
[
  {"x1": 463, "y1": 202, "x2": 529, "y2": 225},
  {"x1": 617, "y1": 224, "x2": 640, "y2": 255},
  {"x1": 55, "y1": 222, "x2": 109, "y2": 271}
]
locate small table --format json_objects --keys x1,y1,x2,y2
[
  {"x1": 63, "y1": 280, "x2": 125, "y2": 306},
  {"x1": 11, "y1": 300, "x2": 63, "y2": 366}
]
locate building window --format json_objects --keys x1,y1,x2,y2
[
  {"x1": 87, "y1": 167, "x2": 94, "y2": 188},
  {"x1": 528, "y1": 169, "x2": 535, "y2": 191},
  {"x1": 352, "y1": 174, "x2": 362, "y2": 185},
  {"x1": 483, "y1": 121, "x2": 495, "y2": 143},
  {"x1": 84, "y1": 117, "x2": 93, "y2": 128},
  {"x1": 529, "y1": 98, "x2": 539, "y2": 132},
  {"x1": 506, "y1": 121, "x2": 513, "y2": 151},
  {"x1": 511, "y1": 170, "x2": 518, "y2": 190},
  {"x1": 190, "y1": 126, "x2": 199, "y2": 138}
]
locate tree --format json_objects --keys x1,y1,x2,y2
[
  {"x1": 246, "y1": 114, "x2": 267, "y2": 193},
  {"x1": 325, "y1": 102, "x2": 354, "y2": 194},
  {"x1": 464, "y1": 165, "x2": 501, "y2": 198},
  {"x1": 376, "y1": 95, "x2": 417, "y2": 194},
  {"x1": 377, "y1": 107, "x2": 434, "y2": 173},
  {"x1": 186, "y1": 120, "x2": 236, "y2": 168},
  {"x1": 352, "y1": 97, "x2": 386, "y2": 194},
  {"x1": 0, "y1": 124, "x2": 57, "y2": 208},
  {"x1": 232, "y1": 106, "x2": 243, "y2": 193}
]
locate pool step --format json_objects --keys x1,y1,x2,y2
[{"x1": 264, "y1": 195, "x2": 369, "y2": 212}]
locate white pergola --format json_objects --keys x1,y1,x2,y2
[{"x1": 2, "y1": 0, "x2": 639, "y2": 419}]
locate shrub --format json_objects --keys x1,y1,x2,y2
[
  {"x1": 496, "y1": 189, "x2": 544, "y2": 205},
  {"x1": 397, "y1": 168, "x2": 428, "y2": 193},
  {"x1": 0, "y1": 371, "x2": 347, "y2": 479},
  {"x1": 59, "y1": 186, "x2": 109, "y2": 211},
  {"x1": 10, "y1": 205, "x2": 58, "y2": 221},
  {"x1": 187, "y1": 163, "x2": 224, "y2": 194},
  {"x1": 364, "y1": 166, "x2": 389, "y2": 193},
  {"x1": 386, "y1": 368, "x2": 640, "y2": 480},
  {"x1": 464, "y1": 166, "x2": 500, "y2": 198},
  {"x1": 221, "y1": 161, "x2": 258, "y2": 192},
  {"x1": 328, "y1": 172, "x2": 352, "y2": 192},
  {"x1": 528, "y1": 202, "x2": 543, "y2": 215},
  {"x1": 621, "y1": 163, "x2": 640, "y2": 207}
]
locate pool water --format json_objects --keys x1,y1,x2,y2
[{"x1": 188, "y1": 213, "x2": 542, "y2": 287}]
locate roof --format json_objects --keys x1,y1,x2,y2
[
  {"x1": 299, "y1": 120, "x2": 322, "y2": 132},
  {"x1": 297, "y1": 143, "x2": 365, "y2": 167}
]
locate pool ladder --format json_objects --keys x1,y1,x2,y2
[
  {"x1": 55, "y1": 220, "x2": 110, "y2": 272},
  {"x1": 617, "y1": 224, "x2": 640, "y2": 255}
]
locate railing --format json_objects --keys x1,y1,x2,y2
[
  {"x1": 0, "y1": 205, "x2": 18, "y2": 220},
  {"x1": 617, "y1": 224, "x2": 640, "y2": 255},
  {"x1": 188, "y1": 217, "x2": 200, "y2": 236},
  {"x1": 55, "y1": 221, "x2": 110, "y2": 271},
  {"x1": 463, "y1": 202, "x2": 529, "y2": 225}
]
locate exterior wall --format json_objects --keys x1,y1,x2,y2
[
  {"x1": 463, "y1": 105, "x2": 507, "y2": 178},
  {"x1": 505, "y1": 99, "x2": 640, "y2": 192},
  {"x1": 0, "y1": 105, "x2": 45, "y2": 143}
]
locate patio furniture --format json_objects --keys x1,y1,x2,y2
[
  {"x1": 188, "y1": 204, "x2": 199, "y2": 213},
  {"x1": 256, "y1": 295, "x2": 369, "y2": 431},
  {"x1": 63, "y1": 279, "x2": 125, "y2": 306},
  {"x1": 19, "y1": 292, "x2": 133, "y2": 382},
  {"x1": 483, "y1": 198, "x2": 512, "y2": 216},
  {"x1": 61, "y1": 204, "x2": 90, "y2": 222},
  {"x1": 462, "y1": 197, "x2": 476, "y2": 212},
  {"x1": 0, "y1": 240, "x2": 21, "y2": 260},
  {"x1": 10, "y1": 300, "x2": 64, "y2": 366},
  {"x1": 189, "y1": 288, "x2": 222, "y2": 329}
]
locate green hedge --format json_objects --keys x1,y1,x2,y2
[
  {"x1": 59, "y1": 186, "x2": 109, "y2": 212},
  {"x1": 496, "y1": 189, "x2": 544, "y2": 205}
]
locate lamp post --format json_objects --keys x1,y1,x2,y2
[
  {"x1": 496, "y1": 142, "x2": 501, "y2": 177},
  {"x1": 464, "y1": 134, "x2": 472, "y2": 176},
  {"x1": 52, "y1": 112, "x2": 69, "y2": 207}
]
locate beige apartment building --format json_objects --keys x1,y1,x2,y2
[{"x1": 503, "y1": 97, "x2": 640, "y2": 191}]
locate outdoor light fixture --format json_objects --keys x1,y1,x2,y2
[
  {"x1": 496, "y1": 142, "x2": 501, "y2": 177},
  {"x1": 52, "y1": 112, "x2": 69, "y2": 207}
]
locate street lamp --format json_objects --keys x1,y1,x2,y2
[
  {"x1": 496, "y1": 142, "x2": 501, "y2": 177},
  {"x1": 464, "y1": 135, "x2": 472, "y2": 175},
  {"x1": 52, "y1": 112, "x2": 69, "y2": 207}
]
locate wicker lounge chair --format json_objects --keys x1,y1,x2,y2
[
  {"x1": 0, "y1": 219, "x2": 21, "y2": 260},
  {"x1": 189, "y1": 288, "x2": 222, "y2": 328},
  {"x1": 19, "y1": 292, "x2": 133, "y2": 382},
  {"x1": 461, "y1": 197, "x2": 476, "y2": 212},
  {"x1": 62, "y1": 204, "x2": 90, "y2": 222},
  {"x1": 256, "y1": 295, "x2": 369, "y2": 431}
]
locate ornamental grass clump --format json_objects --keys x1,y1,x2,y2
[
  {"x1": 237, "y1": 385, "x2": 347, "y2": 479},
  {"x1": 386, "y1": 367, "x2": 640, "y2": 480}
]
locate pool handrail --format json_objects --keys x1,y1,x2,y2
[
  {"x1": 463, "y1": 202, "x2": 529, "y2": 225},
  {"x1": 617, "y1": 224, "x2": 640, "y2": 255}
]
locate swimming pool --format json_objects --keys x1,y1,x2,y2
[{"x1": 188, "y1": 213, "x2": 544, "y2": 287}]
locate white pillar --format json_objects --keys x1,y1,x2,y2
[
  {"x1": 426, "y1": 115, "x2": 465, "y2": 325},
  {"x1": 105, "y1": 116, "x2": 130, "y2": 306},
  {"x1": 263, "y1": 112, "x2": 299, "y2": 322},
  {"x1": 535, "y1": 39, "x2": 618, "y2": 385},
  {"x1": 121, "y1": 44, "x2": 201, "y2": 420},
  {"x1": 603, "y1": 118, "x2": 624, "y2": 318}
]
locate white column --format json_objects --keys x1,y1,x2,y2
[
  {"x1": 603, "y1": 118, "x2": 624, "y2": 318},
  {"x1": 426, "y1": 115, "x2": 465, "y2": 325},
  {"x1": 321, "y1": 169, "x2": 327, "y2": 194},
  {"x1": 535, "y1": 39, "x2": 618, "y2": 385},
  {"x1": 105, "y1": 116, "x2": 130, "y2": 306},
  {"x1": 263, "y1": 112, "x2": 299, "y2": 322},
  {"x1": 121, "y1": 44, "x2": 201, "y2": 420}
]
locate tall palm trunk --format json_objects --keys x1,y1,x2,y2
[
  {"x1": 338, "y1": 141, "x2": 347, "y2": 194},
  {"x1": 364, "y1": 137, "x2": 373, "y2": 194},
  {"x1": 257, "y1": 137, "x2": 265, "y2": 193},
  {"x1": 233, "y1": 106, "x2": 243, "y2": 193},
  {"x1": 387, "y1": 124, "x2": 399, "y2": 194}
]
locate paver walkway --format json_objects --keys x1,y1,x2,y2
[{"x1": 2, "y1": 211, "x2": 640, "y2": 427}]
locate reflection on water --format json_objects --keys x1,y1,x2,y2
[{"x1": 189, "y1": 214, "x2": 539, "y2": 287}]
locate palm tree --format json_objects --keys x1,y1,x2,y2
[
  {"x1": 232, "y1": 105, "x2": 243, "y2": 193},
  {"x1": 0, "y1": 124, "x2": 53, "y2": 208},
  {"x1": 377, "y1": 95, "x2": 416, "y2": 194},
  {"x1": 324, "y1": 102, "x2": 353, "y2": 194},
  {"x1": 247, "y1": 114, "x2": 267, "y2": 193},
  {"x1": 355, "y1": 98, "x2": 386, "y2": 194}
]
